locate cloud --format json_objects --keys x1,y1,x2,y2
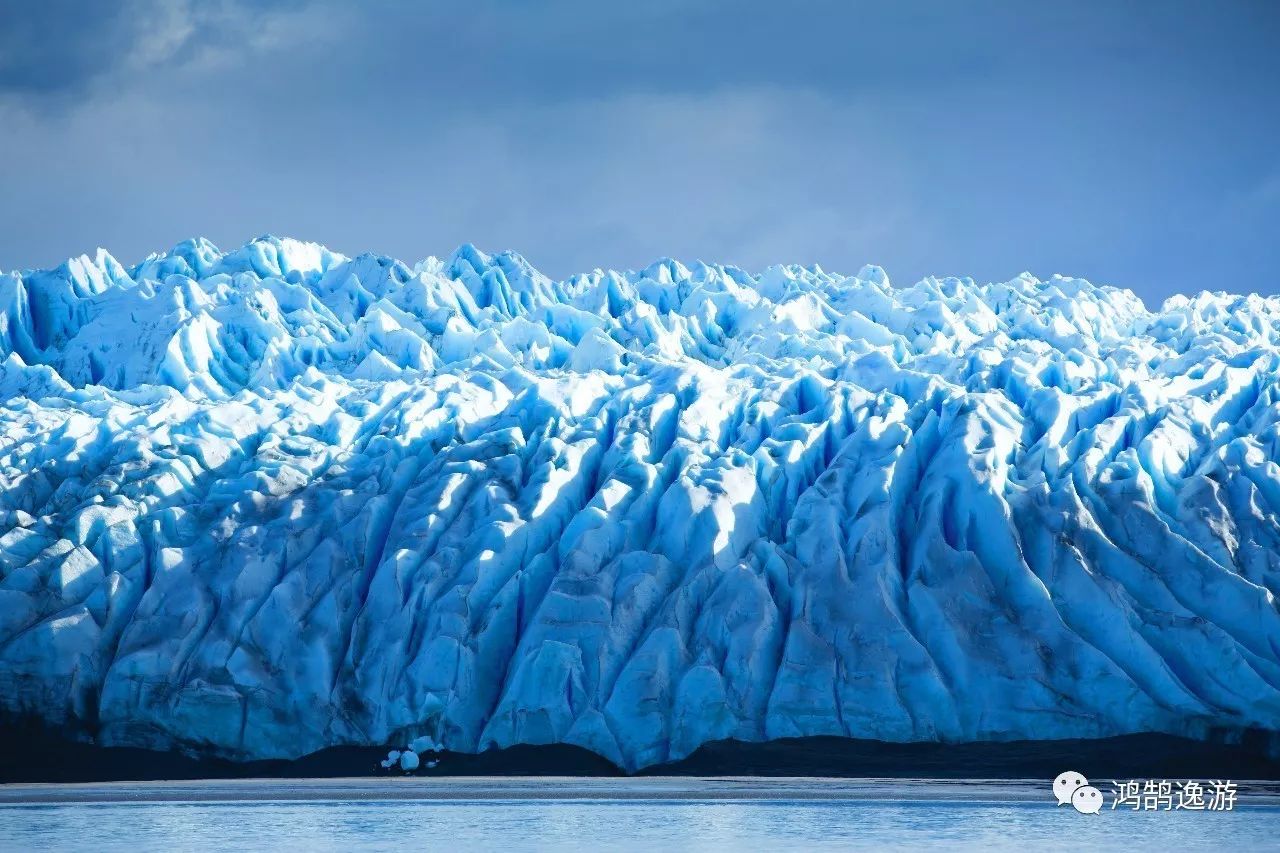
[
  {"x1": 0, "y1": 0, "x2": 324, "y2": 106},
  {"x1": 0, "y1": 1, "x2": 129, "y2": 97},
  {"x1": 0, "y1": 80, "x2": 910, "y2": 277},
  {"x1": 0, "y1": 1, "x2": 1276, "y2": 301}
]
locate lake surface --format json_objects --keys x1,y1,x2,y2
[{"x1": 2, "y1": 778, "x2": 1277, "y2": 851}]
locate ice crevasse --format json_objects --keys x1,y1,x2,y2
[{"x1": 1, "y1": 235, "x2": 1279, "y2": 771}]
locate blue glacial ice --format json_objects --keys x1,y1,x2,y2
[{"x1": 1, "y1": 235, "x2": 1280, "y2": 770}]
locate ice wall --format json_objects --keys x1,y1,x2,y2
[{"x1": 1, "y1": 236, "x2": 1279, "y2": 769}]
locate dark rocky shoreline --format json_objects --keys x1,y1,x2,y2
[{"x1": 4, "y1": 717, "x2": 1279, "y2": 784}]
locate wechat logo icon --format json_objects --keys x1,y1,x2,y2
[{"x1": 1054, "y1": 771, "x2": 1102, "y2": 814}]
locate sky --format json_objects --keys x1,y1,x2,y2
[{"x1": 1, "y1": 0, "x2": 1278, "y2": 305}]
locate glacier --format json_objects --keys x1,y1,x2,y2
[{"x1": 1, "y1": 235, "x2": 1280, "y2": 772}]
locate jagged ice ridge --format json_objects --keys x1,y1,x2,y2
[{"x1": 2, "y1": 236, "x2": 1280, "y2": 770}]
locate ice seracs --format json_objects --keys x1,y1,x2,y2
[{"x1": 1, "y1": 236, "x2": 1279, "y2": 771}]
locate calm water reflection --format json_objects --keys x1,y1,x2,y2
[{"x1": 1, "y1": 782, "x2": 1275, "y2": 852}]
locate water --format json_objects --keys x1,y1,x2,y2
[{"x1": 1, "y1": 778, "x2": 1276, "y2": 851}]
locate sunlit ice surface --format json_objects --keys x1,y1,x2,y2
[{"x1": 3, "y1": 236, "x2": 1280, "y2": 771}]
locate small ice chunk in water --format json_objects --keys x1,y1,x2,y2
[
  {"x1": 400, "y1": 750, "x2": 420, "y2": 771},
  {"x1": 409, "y1": 735, "x2": 440, "y2": 753}
]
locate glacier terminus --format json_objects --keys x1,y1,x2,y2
[{"x1": 1, "y1": 236, "x2": 1279, "y2": 771}]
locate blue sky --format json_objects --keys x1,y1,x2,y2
[{"x1": 1, "y1": 0, "x2": 1277, "y2": 304}]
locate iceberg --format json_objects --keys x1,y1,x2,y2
[{"x1": 1, "y1": 235, "x2": 1279, "y2": 771}]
